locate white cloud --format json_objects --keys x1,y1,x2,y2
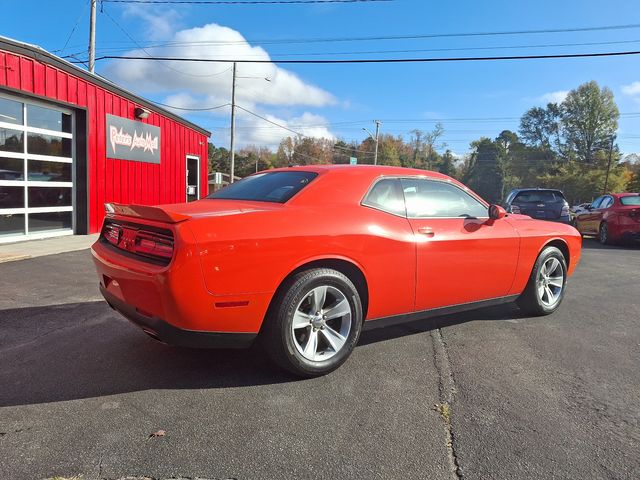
[
  {"x1": 538, "y1": 90, "x2": 569, "y2": 104},
  {"x1": 622, "y1": 81, "x2": 640, "y2": 98},
  {"x1": 123, "y1": 5, "x2": 182, "y2": 41},
  {"x1": 105, "y1": 22, "x2": 336, "y2": 108}
]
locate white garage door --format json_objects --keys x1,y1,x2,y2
[{"x1": 0, "y1": 93, "x2": 74, "y2": 243}]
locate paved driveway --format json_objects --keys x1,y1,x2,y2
[{"x1": 0, "y1": 239, "x2": 638, "y2": 479}]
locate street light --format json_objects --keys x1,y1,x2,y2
[{"x1": 362, "y1": 120, "x2": 381, "y2": 165}]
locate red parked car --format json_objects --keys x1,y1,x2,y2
[
  {"x1": 575, "y1": 193, "x2": 640, "y2": 244},
  {"x1": 91, "y1": 166, "x2": 581, "y2": 376}
]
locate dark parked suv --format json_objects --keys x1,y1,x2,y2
[{"x1": 503, "y1": 188, "x2": 571, "y2": 224}]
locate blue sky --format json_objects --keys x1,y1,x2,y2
[{"x1": 2, "y1": 0, "x2": 640, "y2": 155}]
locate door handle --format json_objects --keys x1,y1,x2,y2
[{"x1": 417, "y1": 226, "x2": 434, "y2": 236}]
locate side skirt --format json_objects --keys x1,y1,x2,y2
[{"x1": 362, "y1": 295, "x2": 520, "y2": 331}]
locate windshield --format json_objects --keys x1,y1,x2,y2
[
  {"x1": 620, "y1": 195, "x2": 640, "y2": 206},
  {"x1": 207, "y1": 171, "x2": 318, "y2": 203},
  {"x1": 514, "y1": 190, "x2": 565, "y2": 203}
]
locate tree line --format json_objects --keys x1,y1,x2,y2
[{"x1": 209, "y1": 80, "x2": 640, "y2": 204}]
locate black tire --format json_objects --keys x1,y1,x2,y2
[
  {"x1": 599, "y1": 222, "x2": 611, "y2": 245},
  {"x1": 261, "y1": 268, "x2": 363, "y2": 377},
  {"x1": 516, "y1": 246, "x2": 568, "y2": 317}
]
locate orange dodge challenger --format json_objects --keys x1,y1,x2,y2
[{"x1": 92, "y1": 165, "x2": 581, "y2": 376}]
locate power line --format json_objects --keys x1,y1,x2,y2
[
  {"x1": 87, "y1": 22, "x2": 640, "y2": 47},
  {"x1": 235, "y1": 105, "x2": 304, "y2": 136},
  {"x1": 152, "y1": 101, "x2": 230, "y2": 111},
  {"x1": 56, "y1": 0, "x2": 91, "y2": 54},
  {"x1": 102, "y1": 0, "x2": 393, "y2": 4},
  {"x1": 101, "y1": 7, "x2": 234, "y2": 78},
  {"x1": 82, "y1": 38, "x2": 640, "y2": 57},
  {"x1": 76, "y1": 49, "x2": 640, "y2": 64}
]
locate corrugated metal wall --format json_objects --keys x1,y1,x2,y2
[{"x1": 0, "y1": 49, "x2": 209, "y2": 233}]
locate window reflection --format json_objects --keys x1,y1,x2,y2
[
  {"x1": 27, "y1": 133, "x2": 72, "y2": 157},
  {"x1": 0, "y1": 157, "x2": 24, "y2": 180},
  {"x1": 0, "y1": 186, "x2": 25, "y2": 208},
  {"x1": 0, "y1": 213, "x2": 25, "y2": 236},
  {"x1": 28, "y1": 187, "x2": 72, "y2": 208},
  {"x1": 27, "y1": 104, "x2": 72, "y2": 133},
  {"x1": 0, "y1": 98, "x2": 23, "y2": 125},
  {"x1": 29, "y1": 211, "x2": 72, "y2": 232},
  {"x1": 28, "y1": 160, "x2": 71, "y2": 182},
  {"x1": 0, "y1": 128, "x2": 24, "y2": 153}
]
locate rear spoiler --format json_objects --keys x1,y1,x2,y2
[{"x1": 104, "y1": 203, "x2": 191, "y2": 224}]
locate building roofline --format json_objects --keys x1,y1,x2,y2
[{"x1": 0, "y1": 35, "x2": 211, "y2": 137}]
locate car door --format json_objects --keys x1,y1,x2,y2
[
  {"x1": 594, "y1": 196, "x2": 614, "y2": 231},
  {"x1": 577, "y1": 196, "x2": 603, "y2": 234},
  {"x1": 401, "y1": 178, "x2": 520, "y2": 311}
]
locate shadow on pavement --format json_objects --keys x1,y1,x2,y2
[{"x1": 0, "y1": 298, "x2": 524, "y2": 407}]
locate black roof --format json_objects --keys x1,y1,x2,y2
[{"x1": 0, "y1": 35, "x2": 210, "y2": 137}]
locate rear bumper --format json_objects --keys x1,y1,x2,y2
[
  {"x1": 553, "y1": 215, "x2": 572, "y2": 224},
  {"x1": 100, "y1": 285, "x2": 257, "y2": 349}
]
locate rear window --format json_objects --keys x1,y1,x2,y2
[
  {"x1": 514, "y1": 190, "x2": 565, "y2": 203},
  {"x1": 207, "y1": 171, "x2": 318, "y2": 203},
  {"x1": 620, "y1": 196, "x2": 640, "y2": 206}
]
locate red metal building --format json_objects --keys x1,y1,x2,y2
[{"x1": 0, "y1": 36, "x2": 210, "y2": 243}]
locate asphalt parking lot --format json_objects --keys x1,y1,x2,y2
[{"x1": 0, "y1": 239, "x2": 638, "y2": 480}]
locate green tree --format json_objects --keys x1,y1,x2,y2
[
  {"x1": 438, "y1": 150, "x2": 457, "y2": 177},
  {"x1": 465, "y1": 138, "x2": 504, "y2": 203},
  {"x1": 519, "y1": 103, "x2": 562, "y2": 154},
  {"x1": 208, "y1": 142, "x2": 229, "y2": 174},
  {"x1": 561, "y1": 81, "x2": 619, "y2": 164}
]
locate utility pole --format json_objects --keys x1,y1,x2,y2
[
  {"x1": 88, "y1": 0, "x2": 97, "y2": 73},
  {"x1": 373, "y1": 120, "x2": 381, "y2": 166},
  {"x1": 603, "y1": 135, "x2": 615, "y2": 194},
  {"x1": 229, "y1": 62, "x2": 237, "y2": 183}
]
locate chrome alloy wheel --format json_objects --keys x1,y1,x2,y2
[
  {"x1": 292, "y1": 285, "x2": 352, "y2": 362},
  {"x1": 537, "y1": 257, "x2": 564, "y2": 307}
]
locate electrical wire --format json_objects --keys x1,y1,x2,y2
[
  {"x1": 73, "y1": 49, "x2": 640, "y2": 64},
  {"x1": 102, "y1": 0, "x2": 393, "y2": 4},
  {"x1": 101, "y1": 7, "x2": 233, "y2": 77},
  {"x1": 235, "y1": 105, "x2": 304, "y2": 136},
  {"x1": 54, "y1": 0, "x2": 92, "y2": 54},
  {"x1": 153, "y1": 101, "x2": 231, "y2": 110},
  {"x1": 76, "y1": 21, "x2": 640, "y2": 45},
  {"x1": 81, "y1": 38, "x2": 640, "y2": 57}
]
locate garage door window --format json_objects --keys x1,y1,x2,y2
[{"x1": 0, "y1": 94, "x2": 74, "y2": 241}]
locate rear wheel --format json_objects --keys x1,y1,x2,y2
[
  {"x1": 262, "y1": 268, "x2": 363, "y2": 377},
  {"x1": 517, "y1": 246, "x2": 567, "y2": 316}
]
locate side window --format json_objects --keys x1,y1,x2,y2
[
  {"x1": 599, "y1": 196, "x2": 613, "y2": 209},
  {"x1": 362, "y1": 178, "x2": 406, "y2": 216},
  {"x1": 505, "y1": 191, "x2": 516, "y2": 205},
  {"x1": 591, "y1": 196, "x2": 604, "y2": 209},
  {"x1": 400, "y1": 178, "x2": 488, "y2": 218}
]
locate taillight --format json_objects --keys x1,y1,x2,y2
[
  {"x1": 103, "y1": 223, "x2": 121, "y2": 246},
  {"x1": 101, "y1": 220, "x2": 174, "y2": 264},
  {"x1": 134, "y1": 231, "x2": 174, "y2": 260},
  {"x1": 510, "y1": 205, "x2": 521, "y2": 214}
]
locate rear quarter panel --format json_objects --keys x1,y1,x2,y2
[{"x1": 187, "y1": 203, "x2": 417, "y2": 322}]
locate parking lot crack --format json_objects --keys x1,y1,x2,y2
[{"x1": 431, "y1": 327, "x2": 462, "y2": 479}]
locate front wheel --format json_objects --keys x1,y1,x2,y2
[
  {"x1": 261, "y1": 268, "x2": 363, "y2": 377},
  {"x1": 517, "y1": 246, "x2": 568, "y2": 316}
]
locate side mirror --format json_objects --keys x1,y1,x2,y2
[{"x1": 489, "y1": 204, "x2": 507, "y2": 220}]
